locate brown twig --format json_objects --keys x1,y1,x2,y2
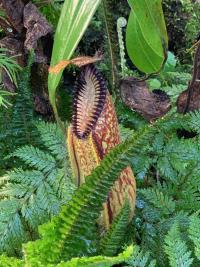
[{"x1": 184, "y1": 44, "x2": 200, "y2": 113}]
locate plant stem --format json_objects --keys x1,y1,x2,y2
[{"x1": 102, "y1": 0, "x2": 116, "y2": 96}]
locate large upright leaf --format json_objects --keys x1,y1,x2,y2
[
  {"x1": 48, "y1": 0, "x2": 101, "y2": 113},
  {"x1": 126, "y1": 0, "x2": 168, "y2": 74}
]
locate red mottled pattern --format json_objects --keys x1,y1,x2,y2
[
  {"x1": 68, "y1": 126, "x2": 100, "y2": 187},
  {"x1": 93, "y1": 93, "x2": 136, "y2": 229},
  {"x1": 93, "y1": 94, "x2": 120, "y2": 157},
  {"x1": 103, "y1": 167, "x2": 136, "y2": 229}
]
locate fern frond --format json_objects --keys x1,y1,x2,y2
[
  {"x1": 24, "y1": 123, "x2": 156, "y2": 265},
  {"x1": 52, "y1": 167, "x2": 75, "y2": 202},
  {"x1": 0, "y1": 121, "x2": 73, "y2": 256},
  {"x1": 0, "y1": 168, "x2": 66, "y2": 255},
  {"x1": 188, "y1": 214, "x2": 200, "y2": 260},
  {"x1": 164, "y1": 223, "x2": 193, "y2": 267},
  {"x1": 156, "y1": 137, "x2": 200, "y2": 180},
  {"x1": 0, "y1": 52, "x2": 37, "y2": 171},
  {"x1": 55, "y1": 245, "x2": 133, "y2": 267},
  {"x1": 0, "y1": 168, "x2": 63, "y2": 254},
  {"x1": 119, "y1": 125, "x2": 135, "y2": 142},
  {"x1": 9, "y1": 146, "x2": 57, "y2": 174},
  {"x1": 126, "y1": 245, "x2": 156, "y2": 267},
  {"x1": 186, "y1": 110, "x2": 200, "y2": 134},
  {"x1": 140, "y1": 188, "x2": 175, "y2": 216},
  {"x1": 117, "y1": 17, "x2": 130, "y2": 77},
  {"x1": 7, "y1": 52, "x2": 36, "y2": 149},
  {"x1": 0, "y1": 254, "x2": 24, "y2": 267},
  {"x1": 36, "y1": 121, "x2": 67, "y2": 160},
  {"x1": 0, "y1": 48, "x2": 21, "y2": 86},
  {"x1": 100, "y1": 201, "x2": 130, "y2": 256},
  {"x1": 0, "y1": 199, "x2": 27, "y2": 255},
  {"x1": 0, "y1": 89, "x2": 14, "y2": 109},
  {"x1": 176, "y1": 173, "x2": 200, "y2": 212}
]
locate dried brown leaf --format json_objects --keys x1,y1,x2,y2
[
  {"x1": 0, "y1": 0, "x2": 24, "y2": 33},
  {"x1": 49, "y1": 55, "x2": 103, "y2": 74},
  {"x1": 120, "y1": 77, "x2": 171, "y2": 121},
  {"x1": 0, "y1": 37, "x2": 24, "y2": 91},
  {"x1": 177, "y1": 44, "x2": 200, "y2": 113},
  {"x1": 23, "y1": 2, "x2": 52, "y2": 50}
]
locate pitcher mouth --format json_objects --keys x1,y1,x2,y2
[{"x1": 72, "y1": 64, "x2": 107, "y2": 139}]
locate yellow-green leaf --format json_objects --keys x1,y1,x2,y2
[
  {"x1": 48, "y1": 0, "x2": 101, "y2": 113},
  {"x1": 56, "y1": 245, "x2": 134, "y2": 267}
]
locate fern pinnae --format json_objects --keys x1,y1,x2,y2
[
  {"x1": 0, "y1": 199, "x2": 27, "y2": 255},
  {"x1": 140, "y1": 188, "x2": 175, "y2": 216},
  {"x1": 164, "y1": 222, "x2": 193, "y2": 267},
  {"x1": 0, "y1": 122, "x2": 73, "y2": 256},
  {"x1": 2, "y1": 51, "x2": 37, "y2": 157},
  {"x1": 8, "y1": 146, "x2": 57, "y2": 174},
  {"x1": 0, "y1": 254, "x2": 24, "y2": 267},
  {"x1": 56, "y1": 245, "x2": 133, "y2": 267},
  {"x1": 36, "y1": 121, "x2": 67, "y2": 161},
  {"x1": 117, "y1": 17, "x2": 130, "y2": 78},
  {"x1": 126, "y1": 245, "x2": 156, "y2": 267},
  {"x1": 99, "y1": 200, "x2": 130, "y2": 256},
  {"x1": 188, "y1": 214, "x2": 200, "y2": 261},
  {"x1": 0, "y1": 48, "x2": 21, "y2": 86}
]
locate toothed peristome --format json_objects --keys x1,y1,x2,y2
[{"x1": 72, "y1": 65, "x2": 107, "y2": 139}]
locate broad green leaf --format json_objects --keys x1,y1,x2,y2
[
  {"x1": 48, "y1": 0, "x2": 101, "y2": 113},
  {"x1": 126, "y1": 0, "x2": 168, "y2": 74}
]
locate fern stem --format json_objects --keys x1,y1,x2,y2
[
  {"x1": 52, "y1": 99, "x2": 66, "y2": 135},
  {"x1": 117, "y1": 17, "x2": 128, "y2": 78},
  {"x1": 102, "y1": 0, "x2": 116, "y2": 95}
]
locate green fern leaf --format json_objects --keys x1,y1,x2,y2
[
  {"x1": 0, "y1": 254, "x2": 24, "y2": 267},
  {"x1": 140, "y1": 188, "x2": 175, "y2": 215},
  {"x1": 186, "y1": 110, "x2": 200, "y2": 134},
  {"x1": 100, "y1": 201, "x2": 130, "y2": 256},
  {"x1": 9, "y1": 52, "x2": 36, "y2": 148},
  {"x1": 0, "y1": 119, "x2": 75, "y2": 256},
  {"x1": 9, "y1": 146, "x2": 57, "y2": 174},
  {"x1": 164, "y1": 223, "x2": 193, "y2": 267},
  {"x1": 188, "y1": 214, "x2": 200, "y2": 260},
  {"x1": 126, "y1": 245, "x2": 156, "y2": 267},
  {"x1": 0, "y1": 199, "x2": 27, "y2": 254},
  {"x1": 56, "y1": 245, "x2": 133, "y2": 267},
  {"x1": 36, "y1": 121, "x2": 67, "y2": 160}
]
